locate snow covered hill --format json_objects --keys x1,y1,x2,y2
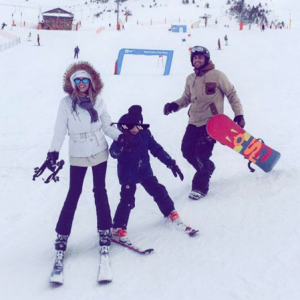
[{"x1": 0, "y1": 1, "x2": 300, "y2": 300}]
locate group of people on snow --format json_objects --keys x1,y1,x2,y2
[
  {"x1": 217, "y1": 35, "x2": 228, "y2": 50},
  {"x1": 45, "y1": 46, "x2": 244, "y2": 262}
]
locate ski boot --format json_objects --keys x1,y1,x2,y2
[
  {"x1": 98, "y1": 229, "x2": 111, "y2": 255},
  {"x1": 54, "y1": 234, "x2": 69, "y2": 251},
  {"x1": 111, "y1": 228, "x2": 133, "y2": 246},
  {"x1": 167, "y1": 210, "x2": 199, "y2": 236}
]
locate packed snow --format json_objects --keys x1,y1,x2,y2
[{"x1": 0, "y1": 0, "x2": 300, "y2": 300}]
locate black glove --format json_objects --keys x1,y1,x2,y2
[
  {"x1": 169, "y1": 161, "x2": 184, "y2": 181},
  {"x1": 234, "y1": 115, "x2": 245, "y2": 128},
  {"x1": 163, "y1": 102, "x2": 179, "y2": 115},
  {"x1": 117, "y1": 134, "x2": 131, "y2": 148},
  {"x1": 46, "y1": 151, "x2": 59, "y2": 171},
  {"x1": 117, "y1": 134, "x2": 138, "y2": 152}
]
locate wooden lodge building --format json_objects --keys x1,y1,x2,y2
[{"x1": 39, "y1": 8, "x2": 74, "y2": 30}]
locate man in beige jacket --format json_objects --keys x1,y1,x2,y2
[{"x1": 163, "y1": 46, "x2": 245, "y2": 200}]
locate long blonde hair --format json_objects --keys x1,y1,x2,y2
[{"x1": 71, "y1": 84, "x2": 97, "y2": 103}]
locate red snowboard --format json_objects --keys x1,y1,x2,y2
[{"x1": 206, "y1": 114, "x2": 281, "y2": 172}]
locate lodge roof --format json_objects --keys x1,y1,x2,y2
[{"x1": 42, "y1": 8, "x2": 73, "y2": 18}]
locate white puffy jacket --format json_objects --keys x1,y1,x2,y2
[{"x1": 50, "y1": 95, "x2": 121, "y2": 157}]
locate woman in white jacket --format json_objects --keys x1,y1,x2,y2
[{"x1": 47, "y1": 61, "x2": 123, "y2": 258}]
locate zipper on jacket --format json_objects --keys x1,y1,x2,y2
[
  {"x1": 76, "y1": 111, "x2": 82, "y2": 122},
  {"x1": 71, "y1": 107, "x2": 82, "y2": 122}
]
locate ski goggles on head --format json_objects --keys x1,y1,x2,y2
[
  {"x1": 191, "y1": 46, "x2": 206, "y2": 53},
  {"x1": 73, "y1": 78, "x2": 90, "y2": 85}
]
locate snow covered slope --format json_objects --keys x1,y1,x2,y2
[{"x1": 0, "y1": 1, "x2": 300, "y2": 300}]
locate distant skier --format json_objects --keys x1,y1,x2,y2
[
  {"x1": 74, "y1": 46, "x2": 79, "y2": 59},
  {"x1": 1, "y1": 22, "x2": 7, "y2": 29},
  {"x1": 28, "y1": 32, "x2": 31, "y2": 41},
  {"x1": 224, "y1": 34, "x2": 228, "y2": 46},
  {"x1": 163, "y1": 46, "x2": 245, "y2": 200},
  {"x1": 261, "y1": 24, "x2": 265, "y2": 31},
  {"x1": 218, "y1": 38, "x2": 221, "y2": 50},
  {"x1": 37, "y1": 34, "x2": 40, "y2": 46}
]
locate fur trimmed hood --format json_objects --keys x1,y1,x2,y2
[{"x1": 63, "y1": 61, "x2": 103, "y2": 97}]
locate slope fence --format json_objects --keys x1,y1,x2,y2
[
  {"x1": 137, "y1": 17, "x2": 184, "y2": 26},
  {"x1": 0, "y1": 31, "x2": 21, "y2": 52}
]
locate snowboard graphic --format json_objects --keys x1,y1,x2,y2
[{"x1": 206, "y1": 114, "x2": 281, "y2": 172}]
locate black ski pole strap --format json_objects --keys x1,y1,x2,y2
[
  {"x1": 209, "y1": 103, "x2": 218, "y2": 115},
  {"x1": 43, "y1": 160, "x2": 65, "y2": 184},
  {"x1": 32, "y1": 160, "x2": 49, "y2": 181}
]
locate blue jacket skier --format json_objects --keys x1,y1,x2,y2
[{"x1": 74, "y1": 46, "x2": 79, "y2": 59}]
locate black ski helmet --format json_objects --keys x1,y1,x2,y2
[{"x1": 190, "y1": 46, "x2": 210, "y2": 67}]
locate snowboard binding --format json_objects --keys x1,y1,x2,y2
[{"x1": 246, "y1": 138, "x2": 265, "y2": 173}]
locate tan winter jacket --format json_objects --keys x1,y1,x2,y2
[{"x1": 175, "y1": 61, "x2": 243, "y2": 127}]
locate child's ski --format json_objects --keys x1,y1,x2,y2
[
  {"x1": 111, "y1": 238, "x2": 154, "y2": 255},
  {"x1": 172, "y1": 221, "x2": 199, "y2": 237}
]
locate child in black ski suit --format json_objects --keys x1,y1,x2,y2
[{"x1": 109, "y1": 105, "x2": 194, "y2": 245}]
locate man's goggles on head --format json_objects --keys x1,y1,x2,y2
[
  {"x1": 191, "y1": 46, "x2": 206, "y2": 53},
  {"x1": 73, "y1": 78, "x2": 90, "y2": 85}
]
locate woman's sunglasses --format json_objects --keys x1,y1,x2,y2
[{"x1": 74, "y1": 78, "x2": 90, "y2": 85}]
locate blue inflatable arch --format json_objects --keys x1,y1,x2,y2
[
  {"x1": 116, "y1": 48, "x2": 174, "y2": 76},
  {"x1": 171, "y1": 25, "x2": 187, "y2": 33}
]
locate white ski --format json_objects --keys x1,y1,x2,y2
[
  {"x1": 98, "y1": 247, "x2": 113, "y2": 284},
  {"x1": 49, "y1": 250, "x2": 64, "y2": 285}
]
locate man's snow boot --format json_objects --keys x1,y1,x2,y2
[{"x1": 188, "y1": 190, "x2": 206, "y2": 200}]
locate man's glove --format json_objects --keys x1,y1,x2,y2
[
  {"x1": 163, "y1": 102, "x2": 179, "y2": 115},
  {"x1": 46, "y1": 151, "x2": 59, "y2": 171},
  {"x1": 234, "y1": 115, "x2": 245, "y2": 128},
  {"x1": 169, "y1": 161, "x2": 184, "y2": 181}
]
